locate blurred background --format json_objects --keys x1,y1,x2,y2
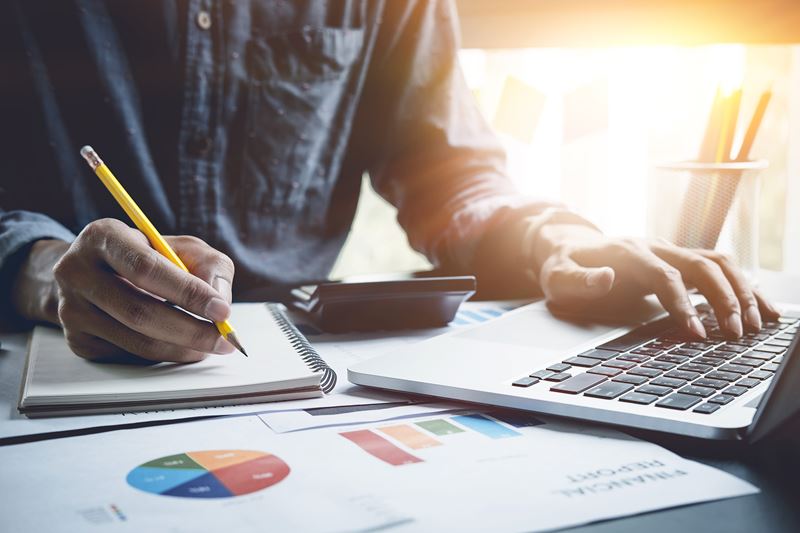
[{"x1": 332, "y1": 0, "x2": 800, "y2": 278}]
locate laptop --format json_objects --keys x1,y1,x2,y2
[{"x1": 349, "y1": 298, "x2": 800, "y2": 441}]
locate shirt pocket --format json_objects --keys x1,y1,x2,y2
[{"x1": 238, "y1": 27, "x2": 364, "y2": 217}]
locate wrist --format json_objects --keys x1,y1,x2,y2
[
  {"x1": 11, "y1": 239, "x2": 70, "y2": 324},
  {"x1": 519, "y1": 211, "x2": 602, "y2": 279}
]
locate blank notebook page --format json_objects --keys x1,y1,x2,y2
[{"x1": 22, "y1": 303, "x2": 319, "y2": 405}]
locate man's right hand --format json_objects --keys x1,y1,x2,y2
[{"x1": 12, "y1": 218, "x2": 236, "y2": 363}]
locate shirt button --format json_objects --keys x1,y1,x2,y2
[{"x1": 196, "y1": 11, "x2": 212, "y2": 30}]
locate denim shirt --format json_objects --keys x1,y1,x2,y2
[{"x1": 0, "y1": 0, "x2": 552, "y2": 315}]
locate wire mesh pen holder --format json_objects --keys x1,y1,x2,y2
[{"x1": 650, "y1": 160, "x2": 768, "y2": 276}]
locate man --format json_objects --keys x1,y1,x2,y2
[{"x1": 1, "y1": 1, "x2": 777, "y2": 363}]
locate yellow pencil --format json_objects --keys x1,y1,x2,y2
[{"x1": 79, "y1": 145, "x2": 248, "y2": 357}]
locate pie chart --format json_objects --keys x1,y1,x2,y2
[{"x1": 127, "y1": 450, "x2": 290, "y2": 499}]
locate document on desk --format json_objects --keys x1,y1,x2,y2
[
  {"x1": 0, "y1": 301, "x2": 519, "y2": 442},
  {"x1": 0, "y1": 411, "x2": 757, "y2": 532}
]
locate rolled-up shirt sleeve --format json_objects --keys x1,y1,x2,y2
[
  {"x1": 363, "y1": 0, "x2": 564, "y2": 273},
  {"x1": 0, "y1": 210, "x2": 75, "y2": 320}
]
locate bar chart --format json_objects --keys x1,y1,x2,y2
[{"x1": 339, "y1": 413, "x2": 542, "y2": 466}]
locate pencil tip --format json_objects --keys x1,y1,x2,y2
[{"x1": 226, "y1": 332, "x2": 249, "y2": 357}]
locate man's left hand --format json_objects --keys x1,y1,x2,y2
[{"x1": 526, "y1": 221, "x2": 780, "y2": 339}]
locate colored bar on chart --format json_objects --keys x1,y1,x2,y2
[
  {"x1": 416, "y1": 419, "x2": 464, "y2": 436},
  {"x1": 460, "y1": 310, "x2": 489, "y2": 323},
  {"x1": 378, "y1": 425, "x2": 442, "y2": 450},
  {"x1": 340, "y1": 430, "x2": 423, "y2": 466},
  {"x1": 452, "y1": 414, "x2": 521, "y2": 439}
]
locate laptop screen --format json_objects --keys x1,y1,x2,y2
[{"x1": 746, "y1": 313, "x2": 800, "y2": 442}]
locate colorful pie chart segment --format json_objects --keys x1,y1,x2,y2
[{"x1": 127, "y1": 450, "x2": 289, "y2": 499}]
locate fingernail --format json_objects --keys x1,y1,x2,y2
[
  {"x1": 688, "y1": 316, "x2": 707, "y2": 338},
  {"x1": 744, "y1": 305, "x2": 762, "y2": 331},
  {"x1": 724, "y1": 312, "x2": 743, "y2": 338},
  {"x1": 205, "y1": 297, "x2": 230, "y2": 322},
  {"x1": 585, "y1": 271, "x2": 603, "y2": 288},
  {"x1": 213, "y1": 336, "x2": 235, "y2": 354}
]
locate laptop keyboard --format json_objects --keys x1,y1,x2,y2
[{"x1": 511, "y1": 304, "x2": 798, "y2": 415}]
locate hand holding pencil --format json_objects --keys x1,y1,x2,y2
[{"x1": 44, "y1": 146, "x2": 247, "y2": 363}]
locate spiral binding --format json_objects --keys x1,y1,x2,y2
[{"x1": 266, "y1": 303, "x2": 337, "y2": 393}]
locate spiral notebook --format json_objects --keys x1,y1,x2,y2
[{"x1": 18, "y1": 303, "x2": 336, "y2": 417}]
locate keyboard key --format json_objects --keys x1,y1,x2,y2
[
  {"x1": 727, "y1": 338, "x2": 759, "y2": 347},
  {"x1": 693, "y1": 403, "x2": 721, "y2": 414},
  {"x1": 765, "y1": 339, "x2": 792, "y2": 348},
  {"x1": 584, "y1": 382, "x2": 634, "y2": 399},
  {"x1": 563, "y1": 356, "x2": 600, "y2": 368},
  {"x1": 665, "y1": 369, "x2": 701, "y2": 381},
  {"x1": 732, "y1": 357, "x2": 763, "y2": 368},
  {"x1": 619, "y1": 392, "x2": 659, "y2": 405},
  {"x1": 628, "y1": 366, "x2": 662, "y2": 378},
  {"x1": 656, "y1": 393, "x2": 702, "y2": 410},
  {"x1": 637, "y1": 384, "x2": 672, "y2": 396},
  {"x1": 709, "y1": 394, "x2": 735, "y2": 405},
  {"x1": 737, "y1": 378, "x2": 761, "y2": 388},
  {"x1": 678, "y1": 385, "x2": 715, "y2": 397},
  {"x1": 513, "y1": 377, "x2": 539, "y2": 387},
  {"x1": 752, "y1": 344, "x2": 785, "y2": 354},
  {"x1": 669, "y1": 348, "x2": 702, "y2": 357},
  {"x1": 597, "y1": 320, "x2": 671, "y2": 351},
  {"x1": 530, "y1": 370, "x2": 555, "y2": 380},
  {"x1": 773, "y1": 356, "x2": 784, "y2": 364},
  {"x1": 545, "y1": 372, "x2": 571, "y2": 382},
  {"x1": 617, "y1": 354, "x2": 650, "y2": 363},
  {"x1": 719, "y1": 364, "x2": 751, "y2": 374},
  {"x1": 604, "y1": 359, "x2": 637, "y2": 370},
  {"x1": 656, "y1": 355, "x2": 690, "y2": 364},
  {"x1": 762, "y1": 363, "x2": 780, "y2": 373},
  {"x1": 776, "y1": 334, "x2": 796, "y2": 342},
  {"x1": 546, "y1": 363, "x2": 571, "y2": 373},
  {"x1": 646, "y1": 341, "x2": 676, "y2": 350},
  {"x1": 613, "y1": 374, "x2": 648, "y2": 385},
  {"x1": 579, "y1": 349, "x2": 618, "y2": 361},
  {"x1": 706, "y1": 370, "x2": 740, "y2": 382},
  {"x1": 715, "y1": 344, "x2": 749, "y2": 354},
  {"x1": 550, "y1": 373, "x2": 606, "y2": 394},
  {"x1": 694, "y1": 356, "x2": 723, "y2": 367},
  {"x1": 587, "y1": 366, "x2": 622, "y2": 377},
  {"x1": 707, "y1": 350, "x2": 737, "y2": 360},
  {"x1": 693, "y1": 378, "x2": 728, "y2": 390},
  {"x1": 651, "y1": 377, "x2": 687, "y2": 388},
  {"x1": 680, "y1": 362, "x2": 713, "y2": 373},
  {"x1": 642, "y1": 360, "x2": 676, "y2": 371},
  {"x1": 748, "y1": 370, "x2": 772, "y2": 381},
  {"x1": 723, "y1": 386, "x2": 748, "y2": 396},
  {"x1": 742, "y1": 351, "x2": 773, "y2": 361},
  {"x1": 630, "y1": 347, "x2": 664, "y2": 356},
  {"x1": 683, "y1": 342, "x2": 717, "y2": 351}
]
